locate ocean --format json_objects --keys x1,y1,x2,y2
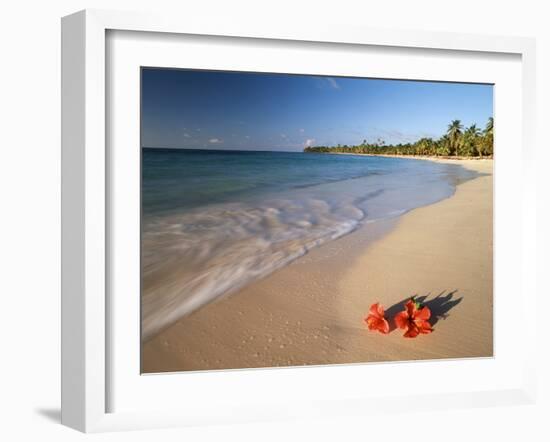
[{"x1": 141, "y1": 148, "x2": 478, "y2": 339}]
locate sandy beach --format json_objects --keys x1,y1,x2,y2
[{"x1": 142, "y1": 158, "x2": 493, "y2": 373}]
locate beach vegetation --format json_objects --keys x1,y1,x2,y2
[{"x1": 304, "y1": 118, "x2": 494, "y2": 158}]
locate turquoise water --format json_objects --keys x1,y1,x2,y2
[
  {"x1": 143, "y1": 149, "x2": 407, "y2": 215},
  {"x1": 141, "y1": 148, "x2": 477, "y2": 339}
]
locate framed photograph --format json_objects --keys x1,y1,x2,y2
[{"x1": 61, "y1": 9, "x2": 537, "y2": 432}]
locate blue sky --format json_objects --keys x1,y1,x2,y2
[{"x1": 141, "y1": 68, "x2": 493, "y2": 151}]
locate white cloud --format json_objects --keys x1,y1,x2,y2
[
  {"x1": 299, "y1": 128, "x2": 305, "y2": 133},
  {"x1": 326, "y1": 77, "x2": 340, "y2": 90},
  {"x1": 304, "y1": 138, "x2": 316, "y2": 148},
  {"x1": 183, "y1": 133, "x2": 191, "y2": 138},
  {"x1": 208, "y1": 138, "x2": 222, "y2": 144}
]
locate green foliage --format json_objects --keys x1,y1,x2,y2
[
  {"x1": 447, "y1": 119, "x2": 464, "y2": 156},
  {"x1": 303, "y1": 118, "x2": 494, "y2": 158},
  {"x1": 461, "y1": 124, "x2": 481, "y2": 157}
]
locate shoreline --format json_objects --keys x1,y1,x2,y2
[
  {"x1": 142, "y1": 158, "x2": 493, "y2": 373},
  {"x1": 321, "y1": 151, "x2": 493, "y2": 161}
]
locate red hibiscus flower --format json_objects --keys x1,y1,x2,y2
[
  {"x1": 394, "y1": 299, "x2": 433, "y2": 338},
  {"x1": 364, "y1": 302, "x2": 390, "y2": 334}
]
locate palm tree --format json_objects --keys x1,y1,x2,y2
[
  {"x1": 463, "y1": 124, "x2": 481, "y2": 156},
  {"x1": 303, "y1": 117, "x2": 495, "y2": 157},
  {"x1": 447, "y1": 120, "x2": 464, "y2": 156},
  {"x1": 416, "y1": 137, "x2": 435, "y2": 156},
  {"x1": 468, "y1": 124, "x2": 480, "y2": 136},
  {"x1": 485, "y1": 116, "x2": 494, "y2": 135},
  {"x1": 483, "y1": 117, "x2": 494, "y2": 156},
  {"x1": 436, "y1": 135, "x2": 451, "y2": 156}
]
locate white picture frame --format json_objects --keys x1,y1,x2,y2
[{"x1": 61, "y1": 9, "x2": 537, "y2": 433}]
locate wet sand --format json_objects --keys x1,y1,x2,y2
[{"x1": 142, "y1": 159, "x2": 493, "y2": 373}]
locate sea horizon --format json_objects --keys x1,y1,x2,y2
[{"x1": 142, "y1": 146, "x2": 306, "y2": 153}]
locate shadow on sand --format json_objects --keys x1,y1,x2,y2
[{"x1": 384, "y1": 290, "x2": 463, "y2": 332}]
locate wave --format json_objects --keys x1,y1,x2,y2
[{"x1": 141, "y1": 195, "x2": 368, "y2": 340}]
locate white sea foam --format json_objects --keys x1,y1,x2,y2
[{"x1": 141, "y1": 196, "x2": 367, "y2": 340}]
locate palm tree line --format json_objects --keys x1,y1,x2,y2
[{"x1": 304, "y1": 118, "x2": 493, "y2": 157}]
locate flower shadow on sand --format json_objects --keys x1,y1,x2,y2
[{"x1": 384, "y1": 290, "x2": 463, "y2": 332}]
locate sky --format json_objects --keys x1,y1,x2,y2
[{"x1": 141, "y1": 68, "x2": 493, "y2": 151}]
